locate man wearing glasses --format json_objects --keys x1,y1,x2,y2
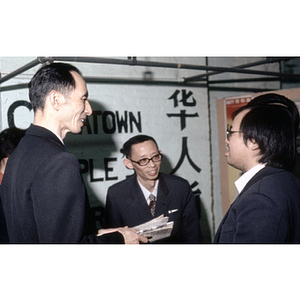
[
  {"x1": 105, "y1": 134, "x2": 202, "y2": 243},
  {"x1": 214, "y1": 94, "x2": 300, "y2": 243}
]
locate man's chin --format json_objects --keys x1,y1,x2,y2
[
  {"x1": 225, "y1": 157, "x2": 232, "y2": 167},
  {"x1": 226, "y1": 161, "x2": 240, "y2": 171},
  {"x1": 71, "y1": 127, "x2": 83, "y2": 135}
]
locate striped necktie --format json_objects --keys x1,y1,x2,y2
[{"x1": 149, "y1": 194, "x2": 156, "y2": 217}]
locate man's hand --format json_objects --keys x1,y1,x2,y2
[
  {"x1": 97, "y1": 228, "x2": 119, "y2": 236},
  {"x1": 97, "y1": 227, "x2": 149, "y2": 244},
  {"x1": 117, "y1": 227, "x2": 149, "y2": 244}
]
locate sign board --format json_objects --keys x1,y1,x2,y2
[{"x1": 0, "y1": 57, "x2": 214, "y2": 241}]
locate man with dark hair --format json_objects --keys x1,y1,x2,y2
[
  {"x1": 0, "y1": 127, "x2": 25, "y2": 243},
  {"x1": 105, "y1": 134, "x2": 202, "y2": 243},
  {"x1": 214, "y1": 96, "x2": 300, "y2": 243},
  {"x1": 0, "y1": 127, "x2": 25, "y2": 183},
  {"x1": 0, "y1": 62, "x2": 148, "y2": 244},
  {"x1": 244, "y1": 93, "x2": 300, "y2": 178},
  {"x1": 245, "y1": 93, "x2": 299, "y2": 136}
]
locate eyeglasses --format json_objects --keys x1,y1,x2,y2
[
  {"x1": 129, "y1": 153, "x2": 163, "y2": 166},
  {"x1": 226, "y1": 129, "x2": 243, "y2": 141}
]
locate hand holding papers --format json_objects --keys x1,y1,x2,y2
[{"x1": 134, "y1": 215, "x2": 174, "y2": 243}]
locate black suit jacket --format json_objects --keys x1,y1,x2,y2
[
  {"x1": 0, "y1": 188, "x2": 9, "y2": 243},
  {"x1": 1, "y1": 125, "x2": 123, "y2": 243},
  {"x1": 105, "y1": 173, "x2": 202, "y2": 243},
  {"x1": 214, "y1": 166, "x2": 300, "y2": 243}
]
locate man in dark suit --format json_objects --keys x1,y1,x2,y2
[
  {"x1": 0, "y1": 127, "x2": 25, "y2": 243},
  {"x1": 105, "y1": 135, "x2": 202, "y2": 243},
  {"x1": 214, "y1": 95, "x2": 300, "y2": 243},
  {"x1": 0, "y1": 63, "x2": 148, "y2": 244}
]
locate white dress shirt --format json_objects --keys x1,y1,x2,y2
[
  {"x1": 235, "y1": 163, "x2": 266, "y2": 194},
  {"x1": 137, "y1": 179, "x2": 159, "y2": 205}
]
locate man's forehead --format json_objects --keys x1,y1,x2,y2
[
  {"x1": 232, "y1": 108, "x2": 251, "y2": 128},
  {"x1": 131, "y1": 140, "x2": 158, "y2": 153},
  {"x1": 70, "y1": 70, "x2": 85, "y2": 84},
  {"x1": 70, "y1": 71, "x2": 88, "y2": 94}
]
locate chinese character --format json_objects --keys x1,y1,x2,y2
[
  {"x1": 168, "y1": 89, "x2": 197, "y2": 107},
  {"x1": 167, "y1": 110, "x2": 199, "y2": 130},
  {"x1": 171, "y1": 137, "x2": 201, "y2": 174}
]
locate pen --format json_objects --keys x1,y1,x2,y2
[{"x1": 168, "y1": 209, "x2": 178, "y2": 214}]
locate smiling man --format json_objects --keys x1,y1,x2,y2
[
  {"x1": 0, "y1": 63, "x2": 148, "y2": 244},
  {"x1": 105, "y1": 134, "x2": 202, "y2": 243}
]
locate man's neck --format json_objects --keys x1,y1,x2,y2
[
  {"x1": 138, "y1": 178, "x2": 158, "y2": 193},
  {"x1": 34, "y1": 112, "x2": 66, "y2": 140},
  {"x1": 0, "y1": 157, "x2": 8, "y2": 174},
  {"x1": 235, "y1": 163, "x2": 266, "y2": 194},
  {"x1": 33, "y1": 117, "x2": 65, "y2": 144}
]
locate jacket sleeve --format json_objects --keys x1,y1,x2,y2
[
  {"x1": 105, "y1": 186, "x2": 124, "y2": 228},
  {"x1": 232, "y1": 193, "x2": 287, "y2": 243},
  {"x1": 32, "y1": 152, "x2": 123, "y2": 243},
  {"x1": 180, "y1": 182, "x2": 203, "y2": 243}
]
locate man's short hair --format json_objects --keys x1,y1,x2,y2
[
  {"x1": 121, "y1": 135, "x2": 158, "y2": 158},
  {"x1": 238, "y1": 105, "x2": 295, "y2": 171},
  {"x1": 0, "y1": 127, "x2": 25, "y2": 161},
  {"x1": 245, "y1": 93, "x2": 299, "y2": 137},
  {"x1": 28, "y1": 62, "x2": 82, "y2": 111}
]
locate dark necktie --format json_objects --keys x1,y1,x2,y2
[{"x1": 149, "y1": 194, "x2": 156, "y2": 217}]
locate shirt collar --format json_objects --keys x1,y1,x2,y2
[
  {"x1": 235, "y1": 163, "x2": 266, "y2": 194},
  {"x1": 137, "y1": 178, "x2": 159, "y2": 204},
  {"x1": 49, "y1": 129, "x2": 64, "y2": 145}
]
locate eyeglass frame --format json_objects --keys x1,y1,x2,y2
[
  {"x1": 226, "y1": 129, "x2": 243, "y2": 141},
  {"x1": 128, "y1": 153, "x2": 163, "y2": 166}
]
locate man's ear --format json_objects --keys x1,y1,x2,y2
[
  {"x1": 248, "y1": 139, "x2": 260, "y2": 152},
  {"x1": 123, "y1": 158, "x2": 134, "y2": 169},
  {"x1": 49, "y1": 90, "x2": 60, "y2": 111}
]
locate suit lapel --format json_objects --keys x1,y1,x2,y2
[
  {"x1": 126, "y1": 173, "x2": 173, "y2": 219},
  {"x1": 238, "y1": 166, "x2": 283, "y2": 198},
  {"x1": 155, "y1": 174, "x2": 171, "y2": 217},
  {"x1": 214, "y1": 166, "x2": 284, "y2": 243},
  {"x1": 128, "y1": 175, "x2": 153, "y2": 219}
]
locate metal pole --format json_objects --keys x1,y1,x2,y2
[
  {"x1": 208, "y1": 77, "x2": 287, "y2": 84},
  {"x1": 84, "y1": 76, "x2": 207, "y2": 88},
  {"x1": 49, "y1": 56, "x2": 300, "y2": 81},
  {"x1": 50, "y1": 56, "x2": 139, "y2": 66},
  {"x1": 0, "y1": 58, "x2": 41, "y2": 84},
  {"x1": 187, "y1": 57, "x2": 292, "y2": 81}
]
